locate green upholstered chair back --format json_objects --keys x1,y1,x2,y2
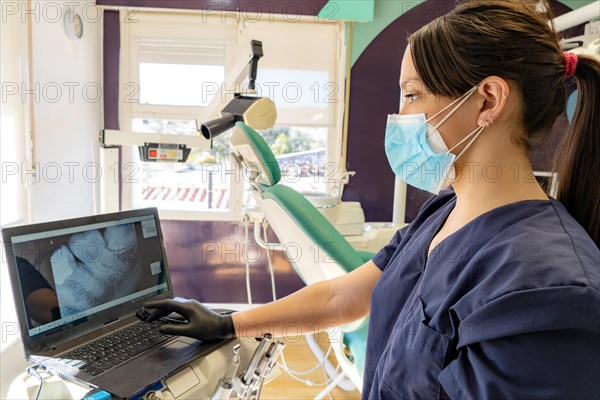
[
  {"x1": 230, "y1": 122, "x2": 370, "y2": 385},
  {"x1": 231, "y1": 122, "x2": 368, "y2": 275}
]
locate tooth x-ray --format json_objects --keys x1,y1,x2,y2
[
  {"x1": 14, "y1": 218, "x2": 166, "y2": 330},
  {"x1": 50, "y1": 223, "x2": 142, "y2": 317}
]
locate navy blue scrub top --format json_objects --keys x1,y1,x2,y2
[{"x1": 364, "y1": 190, "x2": 600, "y2": 399}]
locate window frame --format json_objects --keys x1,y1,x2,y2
[{"x1": 118, "y1": 10, "x2": 347, "y2": 221}]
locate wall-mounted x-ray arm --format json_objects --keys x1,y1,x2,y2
[
  {"x1": 101, "y1": 130, "x2": 206, "y2": 147},
  {"x1": 199, "y1": 40, "x2": 277, "y2": 140},
  {"x1": 200, "y1": 96, "x2": 277, "y2": 140},
  {"x1": 198, "y1": 40, "x2": 265, "y2": 127},
  {"x1": 100, "y1": 41, "x2": 270, "y2": 159},
  {"x1": 98, "y1": 129, "x2": 211, "y2": 213},
  {"x1": 98, "y1": 40, "x2": 276, "y2": 214},
  {"x1": 100, "y1": 129, "x2": 208, "y2": 162}
]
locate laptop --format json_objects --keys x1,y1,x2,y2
[{"x1": 2, "y1": 208, "x2": 228, "y2": 399}]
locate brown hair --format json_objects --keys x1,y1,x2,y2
[{"x1": 409, "y1": 0, "x2": 600, "y2": 246}]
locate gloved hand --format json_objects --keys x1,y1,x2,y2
[{"x1": 143, "y1": 297, "x2": 236, "y2": 340}]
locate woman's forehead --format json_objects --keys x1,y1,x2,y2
[{"x1": 399, "y1": 48, "x2": 421, "y2": 88}]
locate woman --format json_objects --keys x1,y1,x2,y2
[{"x1": 146, "y1": 1, "x2": 600, "y2": 398}]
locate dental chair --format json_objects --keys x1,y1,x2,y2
[{"x1": 230, "y1": 122, "x2": 372, "y2": 393}]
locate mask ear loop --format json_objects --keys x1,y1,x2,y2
[
  {"x1": 448, "y1": 125, "x2": 486, "y2": 159},
  {"x1": 426, "y1": 85, "x2": 479, "y2": 130}
]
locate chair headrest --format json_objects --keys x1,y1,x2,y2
[{"x1": 230, "y1": 122, "x2": 281, "y2": 187}]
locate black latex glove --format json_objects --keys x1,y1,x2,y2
[{"x1": 143, "y1": 297, "x2": 235, "y2": 340}]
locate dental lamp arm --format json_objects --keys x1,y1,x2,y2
[
  {"x1": 200, "y1": 96, "x2": 276, "y2": 140},
  {"x1": 198, "y1": 40, "x2": 265, "y2": 126},
  {"x1": 198, "y1": 40, "x2": 276, "y2": 140},
  {"x1": 248, "y1": 40, "x2": 264, "y2": 91}
]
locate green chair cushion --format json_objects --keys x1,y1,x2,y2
[
  {"x1": 262, "y1": 185, "x2": 366, "y2": 273},
  {"x1": 357, "y1": 250, "x2": 376, "y2": 264}
]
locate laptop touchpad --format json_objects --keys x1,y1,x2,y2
[{"x1": 141, "y1": 340, "x2": 199, "y2": 368}]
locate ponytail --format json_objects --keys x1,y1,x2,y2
[
  {"x1": 406, "y1": 0, "x2": 600, "y2": 246},
  {"x1": 553, "y1": 55, "x2": 600, "y2": 247}
]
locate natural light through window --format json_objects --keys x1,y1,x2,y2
[
  {"x1": 130, "y1": 118, "x2": 234, "y2": 212},
  {"x1": 254, "y1": 125, "x2": 328, "y2": 195},
  {"x1": 131, "y1": 67, "x2": 335, "y2": 212},
  {"x1": 260, "y1": 69, "x2": 331, "y2": 108},
  {"x1": 139, "y1": 63, "x2": 225, "y2": 107},
  {"x1": 256, "y1": 69, "x2": 332, "y2": 195},
  {"x1": 124, "y1": 16, "x2": 344, "y2": 216}
]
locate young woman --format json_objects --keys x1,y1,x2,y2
[{"x1": 146, "y1": 1, "x2": 600, "y2": 398}]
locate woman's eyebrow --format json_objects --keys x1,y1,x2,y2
[{"x1": 399, "y1": 78, "x2": 422, "y2": 89}]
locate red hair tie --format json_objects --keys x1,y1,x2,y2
[{"x1": 563, "y1": 51, "x2": 578, "y2": 78}]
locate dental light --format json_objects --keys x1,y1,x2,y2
[
  {"x1": 200, "y1": 95, "x2": 277, "y2": 140},
  {"x1": 200, "y1": 40, "x2": 277, "y2": 140}
]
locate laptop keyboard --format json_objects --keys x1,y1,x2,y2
[{"x1": 58, "y1": 320, "x2": 171, "y2": 376}]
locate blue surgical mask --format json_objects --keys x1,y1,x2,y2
[{"x1": 385, "y1": 86, "x2": 485, "y2": 194}]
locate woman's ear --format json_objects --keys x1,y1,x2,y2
[{"x1": 476, "y1": 76, "x2": 509, "y2": 127}]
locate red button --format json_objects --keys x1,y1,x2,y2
[{"x1": 149, "y1": 149, "x2": 157, "y2": 158}]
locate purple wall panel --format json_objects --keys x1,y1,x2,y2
[
  {"x1": 96, "y1": 0, "x2": 329, "y2": 16},
  {"x1": 103, "y1": 10, "x2": 120, "y2": 130},
  {"x1": 160, "y1": 220, "x2": 305, "y2": 303},
  {"x1": 343, "y1": 1, "x2": 452, "y2": 223}
]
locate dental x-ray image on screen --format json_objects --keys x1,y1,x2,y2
[
  {"x1": 12, "y1": 215, "x2": 167, "y2": 335},
  {"x1": 50, "y1": 223, "x2": 141, "y2": 317}
]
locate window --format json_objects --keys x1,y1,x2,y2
[
  {"x1": 257, "y1": 67, "x2": 335, "y2": 196},
  {"x1": 139, "y1": 63, "x2": 225, "y2": 107},
  {"x1": 118, "y1": 12, "x2": 345, "y2": 220},
  {"x1": 257, "y1": 125, "x2": 328, "y2": 194},
  {"x1": 131, "y1": 118, "x2": 233, "y2": 212}
]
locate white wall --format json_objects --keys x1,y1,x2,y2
[
  {"x1": 27, "y1": 0, "x2": 102, "y2": 223},
  {"x1": 1, "y1": 4, "x2": 30, "y2": 396},
  {"x1": 1, "y1": 1, "x2": 102, "y2": 396}
]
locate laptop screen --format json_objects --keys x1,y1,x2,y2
[{"x1": 3, "y1": 209, "x2": 170, "y2": 342}]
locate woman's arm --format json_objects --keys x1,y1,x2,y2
[
  {"x1": 232, "y1": 260, "x2": 382, "y2": 338},
  {"x1": 144, "y1": 261, "x2": 382, "y2": 340}
]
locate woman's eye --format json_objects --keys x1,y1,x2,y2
[{"x1": 403, "y1": 94, "x2": 418, "y2": 103}]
